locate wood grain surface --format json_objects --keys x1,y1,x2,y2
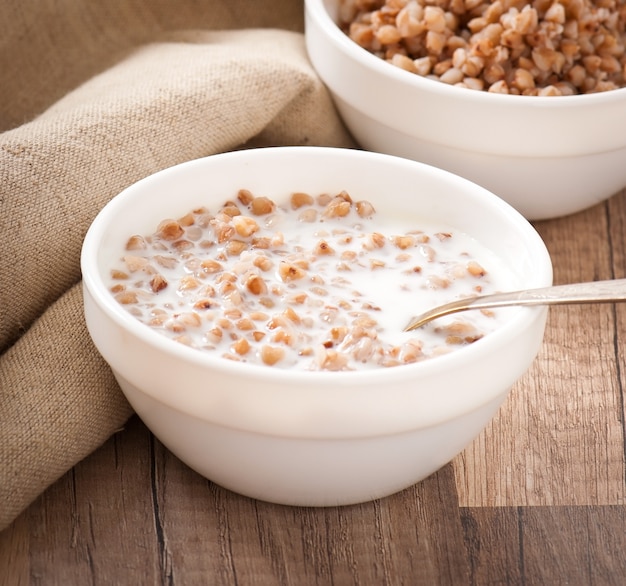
[{"x1": 3, "y1": 190, "x2": 626, "y2": 585}]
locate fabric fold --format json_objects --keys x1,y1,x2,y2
[{"x1": 0, "y1": 285, "x2": 133, "y2": 530}]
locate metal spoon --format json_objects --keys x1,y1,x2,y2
[{"x1": 404, "y1": 278, "x2": 626, "y2": 332}]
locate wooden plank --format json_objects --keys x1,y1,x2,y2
[
  {"x1": 455, "y1": 196, "x2": 626, "y2": 506},
  {"x1": 23, "y1": 417, "x2": 161, "y2": 585},
  {"x1": 458, "y1": 506, "x2": 523, "y2": 584},
  {"x1": 461, "y1": 506, "x2": 626, "y2": 585},
  {"x1": 608, "y1": 188, "x2": 626, "y2": 280},
  {"x1": 0, "y1": 513, "x2": 29, "y2": 586},
  {"x1": 520, "y1": 506, "x2": 626, "y2": 585}
]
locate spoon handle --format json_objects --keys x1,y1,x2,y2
[{"x1": 404, "y1": 278, "x2": 626, "y2": 331}]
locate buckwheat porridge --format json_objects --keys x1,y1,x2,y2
[
  {"x1": 340, "y1": 0, "x2": 626, "y2": 95},
  {"x1": 106, "y1": 189, "x2": 516, "y2": 371}
]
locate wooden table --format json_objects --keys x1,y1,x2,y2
[{"x1": 2, "y1": 189, "x2": 626, "y2": 585}]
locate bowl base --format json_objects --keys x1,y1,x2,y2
[{"x1": 115, "y1": 370, "x2": 508, "y2": 507}]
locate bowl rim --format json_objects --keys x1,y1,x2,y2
[
  {"x1": 81, "y1": 146, "x2": 553, "y2": 389},
  {"x1": 304, "y1": 0, "x2": 626, "y2": 108}
]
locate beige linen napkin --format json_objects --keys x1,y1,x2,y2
[{"x1": 0, "y1": 0, "x2": 355, "y2": 531}]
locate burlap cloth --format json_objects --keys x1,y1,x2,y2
[{"x1": 0, "y1": 0, "x2": 355, "y2": 531}]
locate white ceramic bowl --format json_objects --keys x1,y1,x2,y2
[
  {"x1": 304, "y1": 0, "x2": 626, "y2": 220},
  {"x1": 81, "y1": 146, "x2": 552, "y2": 506}
]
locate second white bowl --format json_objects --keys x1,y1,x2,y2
[{"x1": 304, "y1": 0, "x2": 626, "y2": 220}]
